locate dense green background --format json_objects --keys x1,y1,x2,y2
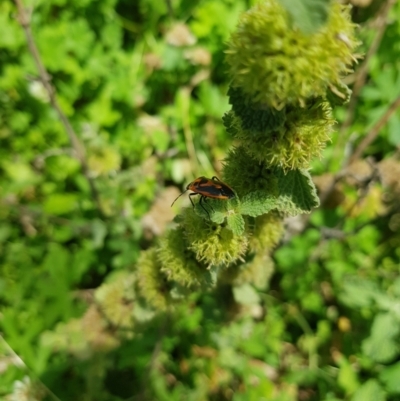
[{"x1": 1, "y1": 0, "x2": 400, "y2": 400}]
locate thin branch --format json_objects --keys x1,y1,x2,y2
[
  {"x1": 339, "y1": 158, "x2": 380, "y2": 224},
  {"x1": 2, "y1": 199, "x2": 93, "y2": 234},
  {"x1": 349, "y1": 96, "x2": 400, "y2": 164},
  {"x1": 165, "y1": 0, "x2": 173, "y2": 19},
  {"x1": 280, "y1": 3, "x2": 398, "y2": 239},
  {"x1": 318, "y1": 95, "x2": 400, "y2": 206},
  {"x1": 297, "y1": 93, "x2": 400, "y2": 236},
  {"x1": 179, "y1": 71, "x2": 210, "y2": 177},
  {"x1": 180, "y1": 87, "x2": 200, "y2": 176},
  {"x1": 339, "y1": 0, "x2": 396, "y2": 135},
  {"x1": 13, "y1": 0, "x2": 104, "y2": 216}
]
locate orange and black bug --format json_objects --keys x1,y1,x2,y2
[{"x1": 171, "y1": 176, "x2": 235, "y2": 219}]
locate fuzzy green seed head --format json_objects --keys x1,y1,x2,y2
[
  {"x1": 223, "y1": 146, "x2": 279, "y2": 197},
  {"x1": 220, "y1": 252, "x2": 274, "y2": 289},
  {"x1": 227, "y1": 86, "x2": 287, "y2": 133},
  {"x1": 225, "y1": 1, "x2": 358, "y2": 108},
  {"x1": 182, "y1": 208, "x2": 248, "y2": 267},
  {"x1": 95, "y1": 272, "x2": 136, "y2": 329},
  {"x1": 235, "y1": 99, "x2": 334, "y2": 170},
  {"x1": 247, "y1": 212, "x2": 284, "y2": 253},
  {"x1": 137, "y1": 248, "x2": 171, "y2": 310},
  {"x1": 327, "y1": 80, "x2": 352, "y2": 106},
  {"x1": 158, "y1": 226, "x2": 206, "y2": 286},
  {"x1": 82, "y1": 305, "x2": 121, "y2": 352}
]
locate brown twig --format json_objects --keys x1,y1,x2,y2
[
  {"x1": 165, "y1": 0, "x2": 173, "y2": 18},
  {"x1": 3, "y1": 199, "x2": 93, "y2": 234},
  {"x1": 13, "y1": 0, "x2": 104, "y2": 216},
  {"x1": 306, "y1": 0, "x2": 397, "y2": 233},
  {"x1": 180, "y1": 87, "x2": 200, "y2": 177},
  {"x1": 349, "y1": 96, "x2": 400, "y2": 164},
  {"x1": 339, "y1": 0, "x2": 396, "y2": 135},
  {"x1": 319, "y1": 94, "x2": 400, "y2": 205},
  {"x1": 298, "y1": 95, "x2": 400, "y2": 234},
  {"x1": 338, "y1": 158, "x2": 379, "y2": 223}
]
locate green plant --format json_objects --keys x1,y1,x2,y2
[
  {"x1": 2, "y1": 0, "x2": 400, "y2": 400},
  {"x1": 136, "y1": 0, "x2": 357, "y2": 294}
]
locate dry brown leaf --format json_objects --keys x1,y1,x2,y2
[
  {"x1": 142, "y1": 186, "x2": 180, "y2": 239},
  {"x1": 378, "y1": 157, "x2": 400, "y2": 193},
  {"x1": 165, "y1": 23, "x2": 196, "y2": 47}
]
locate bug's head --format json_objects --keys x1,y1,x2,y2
[{"x1": 188, "y1": 177, "x2": 206, "y2": 190}]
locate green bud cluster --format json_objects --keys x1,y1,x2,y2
[
  {"x1": 225, "y1": 1, "x2": 358, "y2": 109},
  {"x1": 222, "y1": 146, "x2": 279, "y2": 197},
  {"x1": 95, "y1": 272, "x2": 136, "y2": 329},
  {"x1": 182, "y1": 208, "x2": 248, "y2": 267},
  {"x1": 158, "y1": 226, "x2": 206, "y2": 285},
  {"x1": 226, "y1": 98, "x2": 334, "y2": 170},
  {"x1": 137, "y1": 248, "x2": 171, "y2": 310},
  {"x1": 220, "y1": 252, "x2": 274, "y2": 288},
  {"x1": 247, "y1": 213, "x2": 285, "y2": 253},
  {"x1": 227, "y1": 86, "x2": 287, "y2": 133}
]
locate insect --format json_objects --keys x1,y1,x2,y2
[{"x1": 171, "y1": 176, "x2": 235, "y2": 219}]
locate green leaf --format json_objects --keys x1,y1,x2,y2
[
  {"x1": 43, "y1": 193, "x2": 78, "y2": 215},
  {"x1": 151, "y1": 130, "x2": 170, "y2": 153},
  {"x1": 340, "y1": 278, "x2": 382, "y2": 308},
  {"x1": 191, "y1": 1, "x2": 245, "y2": 40},
  {"x1": 198, "y1": 81, "x2": 230, "y2": 119},
  {"x1": 277, "y1": 0, "x2": 331, "y2": 34},
  {"x1": 226, "y1": 213, "x2": 245, "y2": 236},
  {"x1": 2, "y1": 161, "x2": 37, "y2": 184},
  {"x1": 380, "y1": 362, "x2": 400, "y2": 394},
  {"x1": 91, "y1": 219, "x2": 107, "y2": 249},
  {"x1": 0, "y1": 3, "x2": 24, "y2": 49},
  {"x1": 210, "y1": 210, "x2": 225, "y2": 224},
  {"x1": 239, "y1": 169, "x2": 319, "y2": 218},
  {"x1": 240, "y1": 191, "x2": 276, "y2": 217},
  {"x1": 71, "y1": 248, "x2": 95, "y2": 284},
  {"x1": 204, "y1": 266, "x2": 218, "y2": 286},
  {"x1": 337, "y1": 358, "x2": 359, "y2": 394},
  {"x1": 362, "y1": 313, "x2": 400, "y2": 363},
  {"x1": 43, "y1": 243, "x2": 71, "y2": 286},
  {"x1": 276, "y1": 169, "x2": 320, "y2": 214},
  {"x1": 351, "y1": 380, "x2": 386, "y2": 401},
  {"x1": 233, "y1": 283, "x2": 260, "y2": 305},
  {"x1": 193, "y1": 202, "x2": 225, "y2": 223},
  {"x1": 285, "y1": 368, "x2": 320, "y2": 386},
  {"x1": 391, "y1": 277, "x2": 400, "y2": 298}
]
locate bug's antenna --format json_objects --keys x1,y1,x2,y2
[{"x1": 171, "y1": 190, "x2": 188, "y2": 207}]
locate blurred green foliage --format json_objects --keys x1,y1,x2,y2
[{"x1": 1, "y1": 0, "x2": 400, "y2": 400}]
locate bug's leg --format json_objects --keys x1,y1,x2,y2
[
  {"x1": 199, "y1": 196, "x2": 211, "y2": 220},
  {"x1": 203, "y1": 196, "x2": 215, "y2": 212},
  {"x1": 189, "y1": 193, "x2": 198, "y2": 208},
  {"x1": 211, "y1": 176, "x2": 221, "y2": 182}
]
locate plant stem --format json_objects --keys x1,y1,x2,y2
[
  {"x1": 339, "y1": 0, "x2": 396, "y2": 136},
  {"x1": 349, "y1": 96, "x2": 400, "y2": 164},
  {"x1": 13, "y1": 0, "x2": 105, "y2": 217}
]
